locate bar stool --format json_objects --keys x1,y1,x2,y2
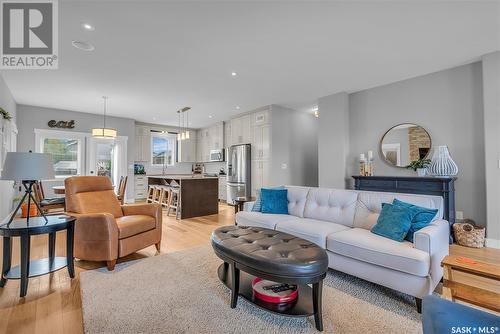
[
  {"x1": 159, "y1": 185, "x2": 170, "y2": 208},
  {"x1": 147, "y1": 185, "x2": 156, "y2": 203},
  {"x1": 167, "y1": 186, "x2": 181, "y2": 219},
  {"x1": 153, "y1": 185, "x2": 164, "y2": 204}
]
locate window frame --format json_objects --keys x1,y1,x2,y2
[
  {"x1": 34, "y1": 129, "x2": 87, "y2": 179},
  {"x1": 150, "y1": 132, "x2": 177, "y2": 167}
]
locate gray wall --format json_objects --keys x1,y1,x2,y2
[
  {"x1": 16, "y1": 105, "x2": 136, "y2": 200},
  {"x1": 0, "y1": 75, "x2": 17, "y2": 221},
  {"x1": 270, "y1": 105, "x2": 318, "y2": 187},
  {"x1": 348, "y1": 62, "x2": 486, "y2": 226},
  {"x1": 482, "y1": 51, "x2": 500, "y2": 245},
  {"x1": 318, "y1": 92, "x2": 349, "y2": 188}
]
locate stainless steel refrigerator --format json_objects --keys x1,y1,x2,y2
[{"x1": 226, "y1": 144, "x2": 251, "y2": 205}]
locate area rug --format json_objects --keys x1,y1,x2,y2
[{"x1": 80, "y1": 246, "x2": 422, "y2": 333}]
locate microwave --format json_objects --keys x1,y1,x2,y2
[{"x1": 210, "y1": 149, "x2": 225, "y2": 162}]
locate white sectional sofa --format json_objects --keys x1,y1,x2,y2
[{"x1": 236, "y1": 186, "x2": 449, "y2": 311}]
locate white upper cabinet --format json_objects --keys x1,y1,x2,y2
[
  {"x1": 252, "y1": 124, "x2": 270, "y2": 160},
  {"x1": 134, "y1": 125, "x2": 151, "y2": 162},
  {"x1": 195, "y1": 121, "x2": 224, "y2": 162},
  {"x1": 230, "y1": 115, "x2": 251, "y2": 145}
]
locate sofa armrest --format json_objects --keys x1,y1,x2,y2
[
  {"x1": 243, "y1": 201, "x2": 255, "y2": 212},
  {"x1": 121, "y1": 203, "x2": 162, "y2": 229},
  {"x1": 414, "y1": 219, "x2": 450, "y2": 281}
]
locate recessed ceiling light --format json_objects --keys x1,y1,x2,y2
[
  {"x1": 236, "y1": 106, "x2": 240, "y2": 110},
  {"x1": 208, "y1": 115, "x2": 213, "y2": 119},
  {"x1": 81, "y1": 23, "x2": 95, "y2": 31},
  {"x1": 231, "y1": 72, "x2": 237, "y2": 76},
  {"x1": 72, "y1": 40, "x2": 95, "y2": 51}
]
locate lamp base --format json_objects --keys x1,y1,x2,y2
[{"x1": 6, "y1": 180, "x2": 48, "y2": 227}]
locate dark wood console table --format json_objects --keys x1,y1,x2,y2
[{"x1": 352, "y1": 175, "x2": 456, "y2": 243}]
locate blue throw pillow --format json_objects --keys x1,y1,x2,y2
[
  {"x1": 260, "y1": 188, "x2": 289, "y2": 214},
  {"x1": 252, "y1": 186, "x2": 284, "y2": 212},
  {"x1": 371, "y1": 203, "x2": 414, "y2": 242},
  {"x1": 392, "y1": 199, "x2": 439, "y2": 242}
]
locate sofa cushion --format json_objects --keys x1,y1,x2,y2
[
  {"x1": 353, "y1": 191, "x2": 443, "y2": 230},
  {"x1": 393, "y1": 199, "x2": 439, "y2": 242},
  {"x1": 370, "y1": 203, "x2": 414, "y2": 242},
  {"x1": 327, "y1": 228, "x2": 430, "y2": 277},
  {"x1": 275, "y1": 218, "x2": 350, "y2": 248},
  {"x1": 236, "y1": 211, "x2": 299, "y2": 230},
  {"x1": 116, "y1": 215, "x2": 156, "y2": 239},
  {"x1": 285, "y1": 186, "x2": 310, "y2": 217},
  {"x1": 261, "y1": 188, "x2": 289, "y2": 214},
  {"x1": 303, "y1": 188, "x2": 358, "y2": 227}
]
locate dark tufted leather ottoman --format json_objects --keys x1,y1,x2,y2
[{"x1": 211, "y1": 225, "x2": 328, "y2": 331}]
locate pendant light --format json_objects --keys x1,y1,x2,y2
[
  {"x1": 92, "y1": 96, "x2": 117, "y2": 138},
  {"x1": 177, "y1": 107, "x2": 191, "y2": 141}
]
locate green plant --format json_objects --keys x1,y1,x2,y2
[
  {"x1": 0, "y1": 108, "x2": 12, "y2": 120},
  {"x1": 406, "y1": 159, "x2": 431, "y2": 171}
]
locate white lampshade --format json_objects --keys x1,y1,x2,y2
[
  {"x1": 1, "y1": 152, "x2": 55, "y2": 181},
  {"x1": 92, "y1": 127, "x2": 117, "y2": 138}
]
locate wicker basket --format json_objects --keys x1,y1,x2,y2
[{"x1": 453, "y1": 220, "x2": 485, "y2": 248}]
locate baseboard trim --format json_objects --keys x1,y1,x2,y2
[{"x1": 485, "y1": 238, "x2": 500, "y2": 249}]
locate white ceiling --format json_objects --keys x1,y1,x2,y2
[{"x1": 1, "y1": 1, "x2": 499, "y2": 128}]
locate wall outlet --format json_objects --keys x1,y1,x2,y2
[
  {"x1": 456, "y1": 211, "x2": 464, "y2": 220},
  {"x1": 281, "y1": 163, "x2": 287, "y2": 170}
]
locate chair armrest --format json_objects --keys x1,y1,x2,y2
[
  {"x1": 121, "y1": 203, "x2": 162, "y2": 228},
  {"x1": 243, "y1": 201, "x2": 255, "y2": 212},
  {"x1": 414, "y1": 219, "x2": 450, "y2": 280},
  {"x1": 66, "y1": 212, "x2": 119, "y2": 262},
  {"x1": 67, "y1": 212, "x2": 118, "y2": 241}
]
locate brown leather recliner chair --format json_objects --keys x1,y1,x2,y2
[{"x1": 65, "y1": 176, "x2": 162, "y2": 270}]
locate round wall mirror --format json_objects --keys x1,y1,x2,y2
[{"x1": 380, "y1": 123, "x2": 432, "y2": 168}]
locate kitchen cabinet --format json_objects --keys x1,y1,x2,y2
[
  {"x1": 179, "y1": 131, "x2": 197, "y2": 162},
  {"x1": 224, "y1": 122, "x2": 231, "y2": 148},
  {"x1": 218, "y1": 176, "x2": 227, "y2": 201},
  {"x1": 134, "y1": 175, "x2": 148, "y2": 200},
  {"x1": 195, "y1": 122, "x2": 224, "y2": 162},
  {"x1": 230, "y1": 115, "x2": 251, "y2": 145},
  {"x1": 251, "y1": 160, "x2": 269, "y2": 197},
  {"x1": 134, "y1": 126, "x2": 151, "y2": 162},
  {"x1": 252, "y1": 124, "x2": 270, "y2": 160}
]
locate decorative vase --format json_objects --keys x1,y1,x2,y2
[
  {"x1": 428, "y1": 145, "x2": 458, "y2": 177},
  {"x1": 416, "y1": 168, "x2": 427, "y2": 177}
]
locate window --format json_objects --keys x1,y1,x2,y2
[
  {"x1": 35, "y1": 129, "x2": 85, "y2": 178},
  {"x1": 151, "y1": 133, "x2": 176, "y2": 166}
]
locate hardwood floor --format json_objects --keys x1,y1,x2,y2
[
  {"x1": 0, "y1": 204, "x2": 498, "y2": 334},
  {"x1": 0, "y1": 203, "x2": 235, "y2": 334}
]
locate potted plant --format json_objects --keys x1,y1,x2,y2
[{"x1": 406, "y1": 159, "x2": 431, "y2": 177}]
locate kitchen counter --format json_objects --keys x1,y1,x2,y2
[{"x1": 148, "y1": 175, "x2": 219, "y2": 219}]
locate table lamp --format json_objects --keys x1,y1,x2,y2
[{"x1": 1, "y1": 151, "x2": 55, "y2": 225}]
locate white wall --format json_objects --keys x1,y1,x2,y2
[
  {"x1": 16, "y1": 105, "x2": 136, "y2": 200},
  {"x1": 0, "y1": 75, "x2": 17, "y2": 221},
  {"x1": 348, "y1": 62, "x2": 486, "y2": 225},
  {"x1": 482, "y1": 51, "x2": 500, "y2": 246},
  {"x1": 318, "y1": 92, "x2": 349, "y2": 188},
  {"x1": 269, "y1": 105, "x2": 318, "y2": 187}
]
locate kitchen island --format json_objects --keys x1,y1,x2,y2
[{"x1": 147, "y1": 175, "x2": 219, "y2": 219}]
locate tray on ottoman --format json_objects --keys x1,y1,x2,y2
[{"x1": 211, "y1": 225, "x2": 328, "y2": 331}]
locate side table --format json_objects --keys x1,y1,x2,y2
[
  {"x1": 0, "y1": 215, "x2": 76, "y2": 297},
  {"x1": 233, "y1": 197, "x2": 255, "y2": 215}
]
